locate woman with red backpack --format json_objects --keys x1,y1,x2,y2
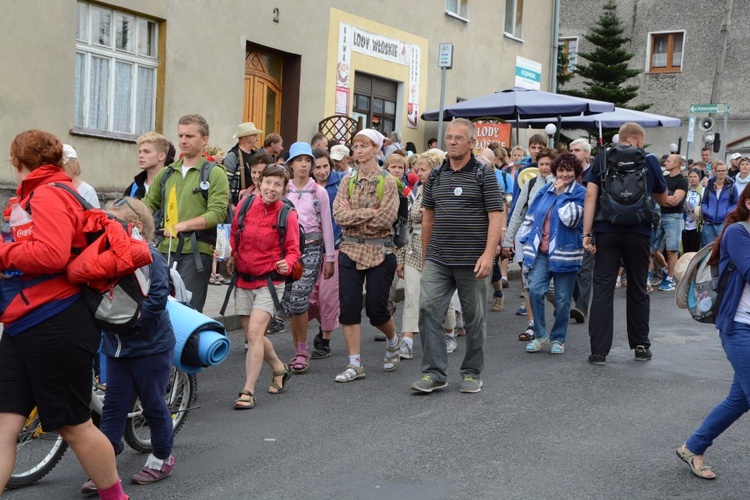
[{"x1": 0, "y1": 130, "x2": 126, "y2": 498}]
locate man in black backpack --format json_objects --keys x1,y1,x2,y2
[
  {"x1": 582, "y1": 123, "x2": 668, "y2": 366},
  {"x1": 143, "y1": 114, "x2": 230, "y2": 312}
]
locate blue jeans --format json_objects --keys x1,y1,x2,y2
[
  {"x1": 419, "y1": 260, "x2": 490, "y2": 382},
  {"x1": 686, "y1": 322, "x2": 750, "y2": 455},
  {"x1": 527, "y1": 253, "x2": 577, "y2": 343},
  {"x1": 701, "y1": 222, "x2": 724, "y2": 247}
]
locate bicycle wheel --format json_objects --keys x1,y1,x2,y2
[
  {"x1": 6, "y1": 409, "x2": 69, "y2": 490},
  {"x1": 124, "y1": 368, "x2": 197, "y2": 453}
]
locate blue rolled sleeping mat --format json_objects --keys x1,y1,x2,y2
[{"x1": 167, "y1": 299, "x2": 231, "y2": 374}]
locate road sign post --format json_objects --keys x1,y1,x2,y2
[
  {"x1": 437, "y1": 43, "x2": 454, "y2": 149},
  {"x1": 686, "y1": 115, "x2": 696, "y2": 162}
]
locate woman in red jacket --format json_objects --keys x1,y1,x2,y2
[
  {"x1": 0, "y1": 130, "x2": 126, "y2": 498},
  {"x1": 228, "y1": 164, "x2": 301, "y2": 409}
]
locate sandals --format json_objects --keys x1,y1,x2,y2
[
  {"x1": 518, "y1": 325, "x2": 535, "y2": 342},
  {"x1": 384, "y1": 339, "x2": 402, "y2": 372},
  {"x1": 677, "y1": 444, "x2": 716, "y2": 480},
  {"x1": 291, "y1": 352, "x2": 310, "y2": 373},
  {"x1": 526, "y1": 336, "x2": 549, "y2": 353},
  {"x1": 209, "y1": 274, "x2": 224, "y2": 285},
  {"x1": 234, "y1": 390, "x2": 256, "y2": 410},
  {"x1": 335, "y1": 364, "x2": 365, "y2": 383},
  {"x1": 268, "y1": 363, "x2": 291, "y2": 394}
]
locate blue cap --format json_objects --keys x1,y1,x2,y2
[{"x1": 286, "y1": 142, "x2": 314, "y2": 165}]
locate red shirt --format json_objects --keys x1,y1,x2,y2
[{"x1": 230, "y1": 196, "x2": 301, "y2": 290}]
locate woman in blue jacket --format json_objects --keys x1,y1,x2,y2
[
  {"x1": 701, "y1": 162, "x2": 738, "y2": 247},
  {"x1": 519, "y1": 153, "x2": 586, "y2": 355},
  {"x1": 677, "y1": 187, "x2": 750, "y2": 480},
  {"x1": 82, "y1": 197, "x2": 176, "y2": 493}
]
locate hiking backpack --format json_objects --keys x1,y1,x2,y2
[
  {"x1": 676, "y1": 222, "x2": 750, "y2": 324},
  {"x1": 347, "y1": 169, "x2": 409, "y2": 248},
  {"x1": 219, "y1": 195, "x2": 305, "y2": 316},
  {"x1": 52, "y1": 184, "x2": 152, "y2": 335},
  {"x1": 155, "y1": 160, "x2": 234, "y2": 244},
  {"x1": 596, "y1": 144, "x2": 651, "y2": 226}
]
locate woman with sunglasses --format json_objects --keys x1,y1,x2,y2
[
  {"x1": 0, "y1": 130, "x2": 126, "y2": 498},
  {"x1": 80, "y1": 196, "x2": 177, "y2": 492}
]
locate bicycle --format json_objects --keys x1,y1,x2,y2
[{"x1": 6, "y1": 366, "x2": 197, "y2": 490}]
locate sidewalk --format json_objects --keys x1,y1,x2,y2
[{"x1": 203, "y1": 266, "x2": 521, "y2": 331}]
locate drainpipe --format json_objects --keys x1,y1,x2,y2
[{"x1": 550, "y1": 0, "x2": 561, "y2": 93}]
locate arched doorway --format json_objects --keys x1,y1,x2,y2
[{"x1": 243, "y1": 49, "x2": 282, "y2": 135}]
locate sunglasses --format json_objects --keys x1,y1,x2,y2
[{"x1": 113, "y1": 197, "x2": 139, "y2": 219}]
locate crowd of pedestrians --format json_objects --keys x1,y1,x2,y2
[{"x1": 4, "y1": 116, "x2": 750, "y2": 496}]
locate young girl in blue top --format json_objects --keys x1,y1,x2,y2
[
  {"x1": 81, "y1": 197, "x2": 176, "y2": 493},
  {"x1": 678, "y1": 186, "x2": 750, "y2": 480}
]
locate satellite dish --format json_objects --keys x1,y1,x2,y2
[{"x1": 699, "y1": 117, "x2": 715, "y2": 131}]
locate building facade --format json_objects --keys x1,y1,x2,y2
[
  {"x1": 0, "y1": 0, "x2": 555, "y2": 193},
  {"x1": 559, "y1": 0, "x2": 750, "y2": 158}
]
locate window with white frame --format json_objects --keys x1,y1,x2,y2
[
  {"x1": 648, "y1": 31, "x2": 684, "y2": 73},
  {"x1": 74, "y1": 1, "x2": 159, "y2": 137},
  {"x1": 445, "y1": 0, "x2": 469, "y2": 20},
  {"x1": 561, "y1": 37, "x2": 578, "y2": 74},
  {"x1": 504, "y1": 0, "x2": 523, "y2": 39}
]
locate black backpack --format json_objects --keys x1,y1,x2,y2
[
  {"x1": 596, "y1": 144, "x2": 651, "y2": 226},
  {"x1": 219, "y1": 195, "x2": 305, "y2": 316}
]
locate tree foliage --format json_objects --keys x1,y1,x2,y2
[{"x1": 561, "y1": 1, "x2": 650, "y2": 111}]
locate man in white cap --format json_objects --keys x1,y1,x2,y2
[
  {"x1": 224, "y1": 122, "x2": 263, "y2": 206},
  {"x1": 329, "y1": 144, "x2": 353, "y2": 174},
  {"x1": 729, "y1": 152, "x2": 742, "y2": 179}
]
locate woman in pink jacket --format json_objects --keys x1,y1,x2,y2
[{"x1": 283, "y1": 142, "x2": 335, "y2": 373}]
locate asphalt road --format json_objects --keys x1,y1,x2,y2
[{"x1": 6, "y1": 282, "x2": 750, "y2": 499}]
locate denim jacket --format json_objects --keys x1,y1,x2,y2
[{"x1": 520, "y1": 181, "x2": 586, "y2": 273}]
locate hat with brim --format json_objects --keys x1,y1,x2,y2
[
  {"x1": 286, "y1": 142, "x2": 314, "y2": 165},
  {"x1": 62, "y1": 144, "x2": 77, "y2": 162},
  {"x1": 233, "y1": 122, "x2": 263, "y2": 138},
  {"x1": 675, "y1": 248, "x2": 709, "y2": 309}
]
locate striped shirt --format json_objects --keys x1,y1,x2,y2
[{"x1": 422, "y1": 156, "x2": 504, "y2": 267}]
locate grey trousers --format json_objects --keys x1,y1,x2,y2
[
  {"x1": 574, "y1": 250, "x2": 595, "y2": 315},
  {"x1": 418, "y1": 260, "x2": 490, "y2": 382},
  {"x1": 167, "y1": 252, "x2": 212, "y2": 313}
]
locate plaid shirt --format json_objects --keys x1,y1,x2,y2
[
  {"x1": 397, "y1": 185, "x2": 425, "y2": 271},
  {"x1": 333, "y1": 167, "x2": 399, "y2": 270}
]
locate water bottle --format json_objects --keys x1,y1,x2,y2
[{"x1": 9, "y1": 203, "x2": 33, "y2": 242}]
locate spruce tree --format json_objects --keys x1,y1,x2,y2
[{"x1": 561, "y1": 1, "x2": 649, "y2": 111}]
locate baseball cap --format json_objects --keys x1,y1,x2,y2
[{"x1": 330, "y1": 145, "x2": 350, "y2": 161}]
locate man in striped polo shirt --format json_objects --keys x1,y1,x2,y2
[{"x1": 412, "y1": 118, "x2": 505, "y2": 394}]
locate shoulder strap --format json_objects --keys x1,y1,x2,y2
[
  {"x1": 238, "y1": 151, "x2": 246, "y2": 192},
  {"x1": 347, "y1": 170, "x2": 359, "y2": 198},
  {"x1": 277, "y1": 200, "x2": 294, "y2": 259},
  {"x1": 195, "y1": 161, "x2": 217, "y2": 200},
  {"x1": 376, "y1": 169, "x2": 389, "y2": 200},
  {"x1": 159, "y1": 167, "x2": 175, "y2": 216},
  {"x1": 51, "y1": 182, "x2": 94, "y2": 211},
  {"x1": 235, "y1": 194, "x2": 256, "y2": 251}
]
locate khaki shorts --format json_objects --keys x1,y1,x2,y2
[{"x1": 235, "y1": 283, "x2": 285, "y2": 317}]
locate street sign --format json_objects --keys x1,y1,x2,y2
[
  {"x1": 689, "y1": 103, "x2": 729, "y2": 114},
  {"x1": 687, "y1": 115, "x2": 696, "y2": 143},
  {"x1": 515, "y1": 56, "x2": 542, "y2": 91},
  {"x1": 438, "y1": 43, "x2": 453, "y2": 69}
]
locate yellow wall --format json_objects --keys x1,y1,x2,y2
[{"x1": 325, "y1": 8, "x2": 429, "y2": 147}]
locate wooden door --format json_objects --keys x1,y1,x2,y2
[{"x1": 243, "y1": 50, "x2": 282, "y2": 135}]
